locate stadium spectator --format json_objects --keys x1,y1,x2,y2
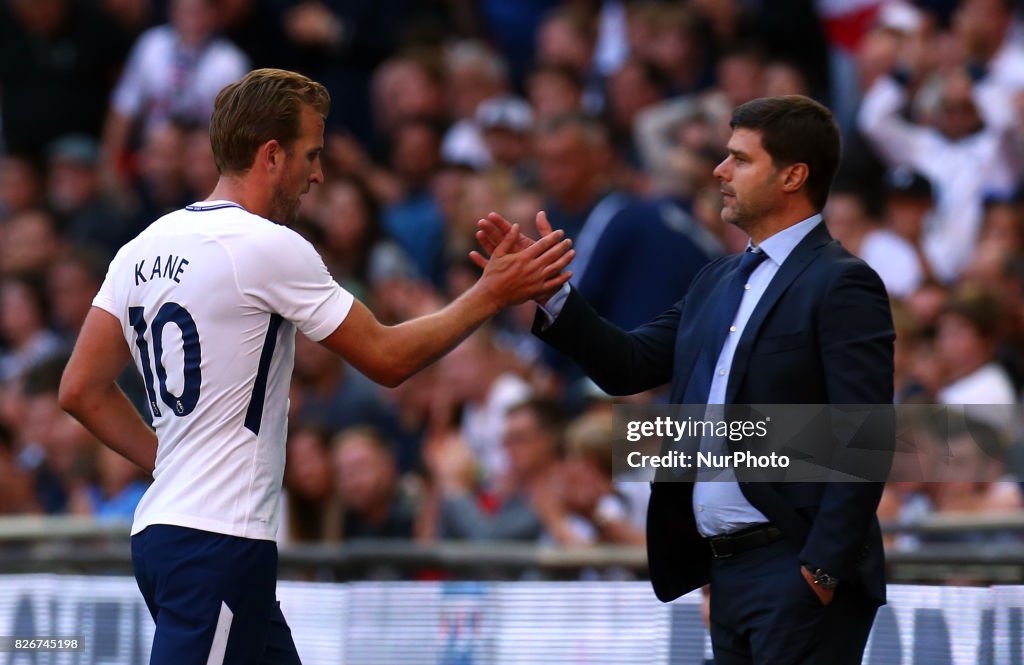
[
  {"x1": 314, "y1": 177, "x2": 393, "y2": 300},
  {"x1": 930, "y1": 417, "x2": 1023, "y2": 516},
  {"x1": 85, "y1": 444, "x2": 149, "y2": 521},
  {"x1": 46, "y1": 135, "x2": 132, "y2": 258},
  {"x1": 691, "y1": 0, "x2": 831, "y2": 100},
  {"x1": 826, "y1": 184, "x2": 924, "y2": 299},
  {"x1": 19, "y1": 356, "x2": 95, "y2": 515},
  {"x1": 604, "y1": 58, "x2": 668, "y2": 168},
  {"x1": 181, "y1": 124, "x2": 221, "y2": 202},
  {"x1": 952, "y1": 0, "x2": 1024, "y2": 123},
  {"x1": 331, "y1": 426, "x2": 415, "y2": 540},
  {"x1": 0, "y1": 0, "x2": 129, "y2": 158},
  {"x1": 290, "y1": 331, "x2": 397, "y2": 437},
  {"x1": 46, "y1": 249, "x2": 106, "y2": 344},
  {"x1": 881, "y1": 166, "x2": 940, "y2": 284},
  {"x1": 761, "y1": 59, "x2": 812, "y2": 98},
  {"x1": 527, "y1": 63, "x2": 585, "y2": 124},
  {"x1": 380, "y1": 361, "x2": 440, "y2": 476},
  {"x1": 0, "y1": 210, "x2": 63, "y2": 278},
  {"x1": 281, "y1": 427, "x2": 339, "y2": 544},
  {"x1": 382, "y1": 119, "x2": 447, "y2": 285},
  {"x1": 101, "y1": 0, "x2": 248, "y2": 190},
  {"x1": 891, "y1": 299, "x2": 933, "y2": 404},
  {"x1": 575, "y1": 194, "x2": 720, "y2": 331},
  {"x1": 369, "y1": 56, "x2": 446, "y2": 141},
  {"x1": 858, "y1": 65, "x2": 1022, "y2": 281},
  {"x1": 634, "y1": 45, "x2": 764, "y2": 197},
  {"x1": 535, "y1": 6, "x2": 597, "y2": 94},
  {"x1": 936, "y1": 286, "x2": 1017, "y2": 407},
  {"x1": 631, "y1": 4, "x2": 711, "y2": 97},
  {"x1": 535, "y1": 113, "x2": 626, "y2": 249},
  {"x1": 476, "y1": 97, "x2": 537, "y2": 186},
  {"x1": 440, "y1": 41, "x2": 511, "y2": 169},
  {"x1": 436, "y1": 328, "x2": 533, "y2": 485},
  {"x1": 128, "y1": 122, "x2": 194, "y2": 231},
  {"x1": 0, "y1": 422, "x2": 38, "y2": 514},
  {"x1": 534, "y1": 410, "x2": 645, "y2": 546},
  {"x1": 962, "y1": 194, "x2": 1024, "y2": 290},
  {"x1": 0, "y1": 278, "x2": 63, "y2": 384},
  {"x1": 429, "y1": 398, "x2": 563, "y2": 542},
  {"x1": 281, "y1": 0, "x2": 406, "y2": 141},
  {"x1": 0, "y1": 155, "x2": 45, "y2": 221}
]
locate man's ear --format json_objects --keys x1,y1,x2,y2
[
  {"x1": 256, "y1": 139, "x2": 284, "y2": 173},
  {"x1": 781, "y1": 163, "x2": 809, "y2": 194}
]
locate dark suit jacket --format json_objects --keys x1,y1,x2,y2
[{"x1": 534, "y1": 222, "x2": 894, "y2": 605}]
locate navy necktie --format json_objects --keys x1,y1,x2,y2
[{"x1": 682, "y1": 249, "x2": 768, "y2": 403}]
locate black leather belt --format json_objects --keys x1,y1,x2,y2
[{"x1": 706, "y1": 525, "x2": 784, "y2": 558}]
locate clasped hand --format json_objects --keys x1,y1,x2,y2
[{"x1": 470, "y1": 211, "x2": 573, "y2": 306}]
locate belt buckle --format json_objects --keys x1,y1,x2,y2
[{"x1": 708, "y1": 536, "x2": 734, "y2": 559}]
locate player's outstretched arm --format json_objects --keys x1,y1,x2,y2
[
  {"x1": 59, "y1": 307, "x2": 158, "y2": 474},
  {"x1": 319, "y1": 224, "x2": 574, "y2": 387}
]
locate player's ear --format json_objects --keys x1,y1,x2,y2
[{"x1": 260, "y1": 139, "x2": 284, "y2": 173}]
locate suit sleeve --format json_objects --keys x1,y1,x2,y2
[
  {"x1": 799, "y1": 261, "x2": 895, "y2": 580},
  {"x1": 532, "y1": 286, "x2": 680, "y2": 396}
]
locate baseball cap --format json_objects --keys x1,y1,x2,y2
[
  {"x1": 476, "y1": 97, "x2": 534, "y2": 134},
  {"x1": 876, "y1": 2, "x2": 923, "y2": 34},
  {"x1": 885, "y1": 167, "x2": 933, "y2": 200},
  {"x1": 48, "y1": 134, "x2": 100, "y2": 167}
]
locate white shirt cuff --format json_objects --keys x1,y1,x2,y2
[{"x1": 537, "y1": 284, "x2": 571, "y2": 329}]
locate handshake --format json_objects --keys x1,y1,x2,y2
[{"x1": 468, "y1": 210, "x2": 575, "y2": 309}]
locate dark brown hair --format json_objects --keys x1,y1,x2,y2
[{"x1": 730, "y1": 95, "x2": 840, "y2": 211}]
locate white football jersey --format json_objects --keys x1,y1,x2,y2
[{"x1": 93, "y1": 201, "x2": 354, "y2": 540}]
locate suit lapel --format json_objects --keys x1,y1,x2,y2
[
  {"x1": 725, "y1": 223, "x2": 833, "y2": 404},
  {"x1": 670, "y1": 256, "x2": 743, "y2": 403}
]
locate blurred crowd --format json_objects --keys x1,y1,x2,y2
[{"x1": 1, "y1": 0, "x2": 1024, "y2": 561}]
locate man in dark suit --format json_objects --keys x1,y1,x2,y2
[{"x1": 473, "y1": 95, "x2": 894, "y2": 664}]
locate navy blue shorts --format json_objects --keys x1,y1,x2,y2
[{"x1": 131, "y1": 524, "x2": 301, "y2": 665}]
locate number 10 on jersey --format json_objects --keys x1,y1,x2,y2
[{"x1": 129, "y1": 304, "x2": 202, "y2": 418}]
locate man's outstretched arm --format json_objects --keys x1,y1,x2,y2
[
  {"x1": 320, "y1": 224, "x2": 575, "y2": 387},
  {"x1": 473, "y1": 211, "x2": 683, "y2": 396}
]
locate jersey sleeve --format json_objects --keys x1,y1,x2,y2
[
  {"x1": 92, "y1": 247, "x2": 125, "y2": 317},
  {"x1": 235, "y1": 225, "x2": 355, "y2": 341}
]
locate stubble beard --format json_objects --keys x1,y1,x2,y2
[
  {"x1": 269, "y1": 182, "x2": 301, "y2": 226},
  {"x1": 723, "y1": 198, "x2": 766, "y2": 236},
  {"x1": 722, "y1": 184, "x2": 776, "y2": 237}
]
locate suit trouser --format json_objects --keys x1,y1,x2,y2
[{"x1": 707, "y1": 537, "x2": 877, "y2": 665}]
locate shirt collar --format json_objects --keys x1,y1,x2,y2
[{"x1": 750, "y1": 213, "x2": 823, "y2": 266}]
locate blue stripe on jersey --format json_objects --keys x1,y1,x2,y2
[
  {"x1": 244, "y1": 314, "x2": 283, "y2": 435},
  {"x1": 185, "y1": 203, "x2": 244, "y2": 212}
]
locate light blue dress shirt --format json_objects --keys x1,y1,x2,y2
[{"x1": 693, "y1": 214, "x2": 822, "y2": 536}]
